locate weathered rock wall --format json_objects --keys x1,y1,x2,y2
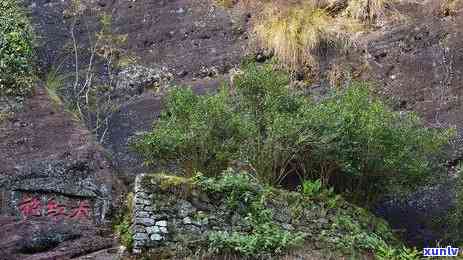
[
  {"x1": 363, "y1": 6, "x2": 463, "y2": 164},
  {"x1": 24, "y1": 0, "x2": 248, "y2": 182},
  {"x1": 132, "y1": 173, "x2": 244, "y2": 256},
  {"x1": 130, "y1": 172, "x2": 400, "y2": 258},
  {"x1": 131, "y1": 173, "x2": 307, "y2": 256}
]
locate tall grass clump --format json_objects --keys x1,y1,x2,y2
[
  {"x1": 250, "y1": 0, "x2": 395, "y2": 72},
  {"x1": 345, "y1": 0, "x2": 388, "y2": 22},
  {"x1": 253, "y1": 1, "x2": 362, "y2": 71},
  {"x1": 134, "y1": 63, "x2": 454, "y2": 202},
  {"x1": 0, "y1": 0, "x2": 34, "y2": 98}
]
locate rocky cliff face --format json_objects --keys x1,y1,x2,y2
[
  {"x1": 360, "y1": 1, "x2": 463, "y2": 245},
  {"x1": 364, "y1": 2, "x2": 463, "y2": 164},
  {"x1": 1, "y1": 0, "x2": 247, "y2": 258},
  {"x1": 25, "y1": 0, "x2": 249, "y2": 182},
  {"x1": 2, "y1": 0, "x2": 463, "y2": 258}
]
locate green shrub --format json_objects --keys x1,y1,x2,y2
[
  {"x1": 208, "y1": 224, "x2": 304, "y2": 257},
  {"x1": 303, "y1": 83, "x2": 455, "y2": 202},
  {"x1": 0, "y1": 0, "x2": 34, "y2": 98},
  {"x1": 300, "y1": 179, "x2": 341, "y2": 208},
  {"x1": 134, "y1": 86, "x2": 255, "y2": 176},
  {"x1": 135, "y1": 62, "x2": 453, "y2": 201},
  {"x1": 301, "y1": 179, "x2": 322, "y2": 197},
  {"x1": 327, "y1": 210, "x2": 421, "y2": 259}
]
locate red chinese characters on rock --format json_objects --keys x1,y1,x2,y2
[
  {"x1": 18, "y1": 195, "x2": 91, "y2": 221},
  {"x1": 19, "y1": 196, "x2": 41, "y2": 217},
  {"x1": 69, "y1": 200, "x2": 90, "y2": 220},
  {"x1": 47, "y1": 198, "x2": 67, "y2": 218}
]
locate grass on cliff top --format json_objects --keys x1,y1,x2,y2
[
  {"x1": 441, "y1": 0, "x2": 463, "y2": 16},
  {"x1": 253, "y1": 4, "x2": 355, "y2": 71},
  {"x1": 216, "y1": 0, "x2": 393, "y2": 72}
]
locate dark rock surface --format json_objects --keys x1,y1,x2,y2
[
  {"x1": 364, "y1": 1, "x2": 463, "y2": 163},
  {"x1": 374, "y1": 181, "x2": 456, "y2": 247},
  {"x1": 111, "y1": 0, "x2": 247, "y2": 76},
  {"x1": 25, "y1": 0, "x2": 248, "y2": 182},
  {"x1": 0, "y1": 216, "x2": 116, "y2": 260},
  {"x1": 361, "y1": 1, "x2": 463, "y2": 246}
]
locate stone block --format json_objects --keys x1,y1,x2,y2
[
  {"x1": 135, "y1": 211, "x2": 150, "y2": 218},
  {"x1": 133, "y1": 233, "x2": 148, "y2": 240},
  {"x1": 156, "y1": 220, "x2": 168, "y2": 227},
  {"x1": 159, "y1": 227, "x2": 168, "y2": 234},
  {"x1": 135, "y1": 218, "x2": 155, "y2": 226},
  {"x1": 183, "y1": 217, "x2": 192, "y2": 225},
  {"x1": 146, "y1": 226, "x2": 160, "y2": 234},
  {"x1": 150, "y1": 233, "x2": 163, "y2": 241}
]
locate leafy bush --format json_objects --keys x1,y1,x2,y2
[
  {"x1": 0, "y1": 0, "x2": 34, "y2": 98},
  {"x1": 300, "y1": 179, "x2": 341, "y2": 208},
  {"x1": 208, "y1": 223, "x2": 304, "y2": 257},
  {"x1": 327, "y1": 210, "x2": 421, "y2": 259},
  {"x1": 134, "y1": 86, "x2": 255, "y2": 176},
  {"x1": 135, "y1": 63, "x2": 453, "y2": 201},
  {"x1": 301, "y1": 179, "x2": 322, "y2": 197}
]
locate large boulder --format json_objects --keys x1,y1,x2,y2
[{"x1": 0, "y1": 87, "x2": 125, "y2": 259}]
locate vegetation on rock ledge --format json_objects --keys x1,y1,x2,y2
[
  {"x1": 134, "y1": 62, "x2": 454, "y2": 203},
  {"x1": 191, "y1": 170, "x2": 420, "y2": 258},
  {"x1": 0, "y1": 0, "x2": 34, "y2": 98}
]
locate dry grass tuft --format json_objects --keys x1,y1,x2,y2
[
  {"x1": 441, "y1": 0, "x2": 462, "y2": 16},
  {"x1": 215, "y1": 0, "x2": 238, "y2": 8},
  {"x1": 253, "y1": 1, "x2": 362, "y2": 71},
  {"x1": 344, "y1": 0, "x2": 388, "y2": 22}
]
